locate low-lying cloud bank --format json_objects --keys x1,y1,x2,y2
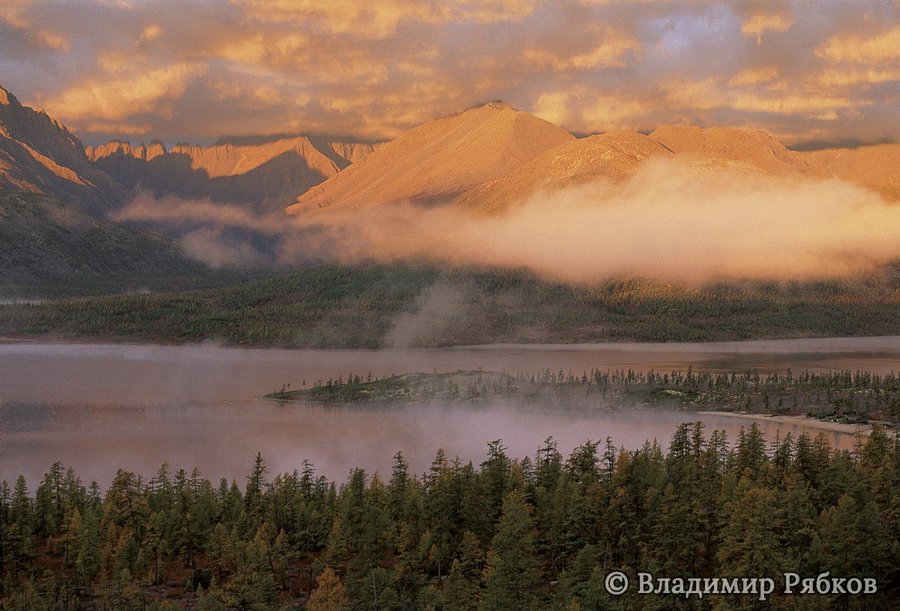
[{"x1": 113, "y1": 158, "x2": 900, "y2": 283}]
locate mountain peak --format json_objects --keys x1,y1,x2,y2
[
  {"x1": 288, "y1": 101, "x2": 574, "y2": 213},
  {"x1": 478, "y1": 100, "x2": 516, "y2": 112},
  {"x1": 0, "y1": 84, "x2": 123, "y2": 212}
]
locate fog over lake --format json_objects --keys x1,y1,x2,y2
[{"x1": 2, "y1": 338, "x2": 897, "y2": 487}]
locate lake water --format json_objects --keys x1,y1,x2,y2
[{"x1": 2, "y1": 337, "x2": 898, "y2": 488}]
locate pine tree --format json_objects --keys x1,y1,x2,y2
[
  {"x1": 716, "y1": 486, "x2": 783, "y2": 609},
  {"x1": 482, "y1": 489, "x2": 540, "y2": 610},
  {"x1": 443, "y1": 531, "x2": 482, "y2": 611},
  {"x1": 308, "y1": 566, "x2": 349, "y2": 611}
]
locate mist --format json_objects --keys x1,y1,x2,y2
[
  {"x1": 300, "y1": 159, "x2": 900, "y2": 283},
  {"x1": 4, "y1": 341, "x2": 885, "y2": 487},
  {"x1": 113, "y1": 158, "x2": 900, "y2": 282}
]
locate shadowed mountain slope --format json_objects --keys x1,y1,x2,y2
[
  {"x1": 87, "y1": 135, "x2": 374, "y2": 212},
  {"x1": 0, "y1": 85, "x2": 123, "y2": 213}
]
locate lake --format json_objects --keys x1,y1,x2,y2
[{"x1": 2, "y1": 337, "x2": 898, "y2": 488}]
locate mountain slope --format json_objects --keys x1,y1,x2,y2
[
  {"x1": 0, "y1": 190, "x2": 224, "y2": 297},
  {"x1": 286, "y1": 101, "x2": 575, "y2": 214},
  {"x1": 452, "y1": 130, "x2": 673, "y2": 214},
  {"x1": 650, "y1": 125, "x2": 900, "y2": 201},
  {"x1": 454, "y1": 124, "x2": 900, "y2": 213},
  {"x1": 87, "y1": 135, "x2": 375, "y2": 212},
  {"x1": 800, "y1": 143, "x2": 900, "y2": 202},
  {"x1": 648, "y1": 124, "x2": 816, "y2": 175},
  {"x1": 0, "y1": 85, "x2": 123, "y2": 213}
]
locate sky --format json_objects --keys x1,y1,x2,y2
[{"x1": 1, "y1": 0, "x2": 897, "y2": 146}]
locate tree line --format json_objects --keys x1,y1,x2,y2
[
  {"x1": 3, "y1": 261, "x2": 900, "y2": 347},
  {"x1": 270, "y1": 367, "x2": 900, "y2": 422},
  {"x1": 1, "y1": 424, "x2": 897, "y2": 609}
]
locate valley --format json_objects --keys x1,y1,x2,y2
[
  {"x1": 1, "y1": 82, "x2": 898, "y2": 351},
  {"x1": 2, "y1": 5, "x2": 899, "y2": 608}
]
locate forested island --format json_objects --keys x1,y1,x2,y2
[
  {"x1": 1, "y1": 425, "x2": 897, "y2": 609},
  {"x1": 265, "y1": 368, "x2": 900, "y2": 425}
]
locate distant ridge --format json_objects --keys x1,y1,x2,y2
[
  {"x1": 87, "y1": 135, "x2": 375, "y2": 211},
  {"x1": 451, "y1": 124, "x2": 900, "y2": 214},
  {"x1": 648, "y1": 125, "x2": 816, "y2": 175},
  {"x1": 803, "y1": 143, "x2": 900, "y2": 202},
  {"x1": 1, "y1": 82, "x2": 897, "y2": 220}
]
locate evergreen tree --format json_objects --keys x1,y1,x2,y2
[
  {"x1": 482, "y1": 489, "x2": 540, "y2": 610},
  {"x1": 444, "y1": 531, "x2": 483, "y2": 611},
  {"x1": 308, "y1": 566, "x2": 349, "y2": 611}
]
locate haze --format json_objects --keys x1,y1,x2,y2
[
  {"x1": 3, "y1": 340, "x2": 887, "y2": 487},
  {"x1": 116, "y1": 158, "x2": 900, "y2": 283}
]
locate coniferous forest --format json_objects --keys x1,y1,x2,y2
[{"x1": 1, "y1": 424, "x2": 897, "y2": 610}]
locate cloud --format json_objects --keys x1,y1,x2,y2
[
  {"x1": 43, "y1": 62, "x2": 206, "y2": 123},
  {"x1": 178, "y1": 226, "x2": 268, "y2": 268},
  {"x1": 728, "y1": 66, "x2": 779, "y2": 86},
  {"x1": 110, "y1": 192, "x2": 285, "y2": 235},
  {"x1": 740, "y1": 13, "x2": 793, "y2": 45},
  {"x1": 817, "y1": 25, "x2": 900, "y2": 63},
  {"x1": 522, "y1": 26, "x2": 640, "y2": 70},
  {"x1": 137, "y1": 23, "x2": 163, "y2": 44},
  {"x1": 533, "y1": 90, "x2": 650, "y2": 130},
  {"x1": 2, "y1": 1, "x2": 897, "y2": 145},
  {"x1": 115, "y1": 161, "x2": 900, "y2": 284},
  {"x1": 290, "y1": 159, "x2": 900, "y2": 283}
]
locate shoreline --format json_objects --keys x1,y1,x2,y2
[
  {"x1": 694, "y1": 411, "x2": 890, "y2": 436},
  {"x1": 2, "y1": 335, "x2": 899, "y2": 353}
]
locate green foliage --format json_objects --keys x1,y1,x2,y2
[
  {"x1": 2, "y1": 258, "x2": 899, "y2": 345},
  {"x1": 269, "y1": 367, "x2": 900, "y2": 421},
  {"x1": 0, "y1": 190, "x2": 237, "y2": 297},
  {"x1": 0, "y1": 428, "x2": 898, "y2": 607},
  {"x1": 482, "y1": 489, "x2": 541, "y2": 610}
]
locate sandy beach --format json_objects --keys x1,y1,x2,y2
[{"x1": 695, "y1": 411, "x2": 894, "y2": 437}]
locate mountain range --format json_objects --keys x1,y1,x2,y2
[
  {"x1": 86, "y1": 135, "x2": 374, "y2": 212},
  {"x1": 2, "y1": 82, "x2": 898, "y2": 224},
  {"x1": 290, "y1": 110, "x2": 900, "y2": 215},
  {"x1": 2, "y1": 82, "x2": 898, "y2": 342}
]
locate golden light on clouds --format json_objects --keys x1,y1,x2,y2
[
  {"x1": 0, "y1": 0, "x2": 895, "y2": 145},
  {"x1": 45, "y1": 63, "x2": 207, "y2": 123},
  {"x1": 817, "y1": 25, "x2": 900, "y2": 62},
  {"x1": 534, "y1": 90, "x2": 648, "y2": 129},
  {"x1": 728, "y1": 67, "x2": 780, "y2": 87},
  {"x1": 740, "y1": 13, "x2": 793, "y2": 44},
  {"x1": 522, "y1": 26, "x2": 639, "y2": 70},
  {"x1": 137, "y1": 24, "x2": 163, "y2": 44}
]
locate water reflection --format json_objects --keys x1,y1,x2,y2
[{"x1": 1, "y1": 339, "x2": 895, "y2": 487}]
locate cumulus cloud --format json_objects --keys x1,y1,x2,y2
[
  {"x1": 817, "y1": 25, "x2": 900, "y2": 63},
  {"x1": 2, "y1": 0, "x2": 896, "y2": 145},
  {"x1": 45, "y1": 62, "x2": 206, "y2": 123},
  {"x1": 115, "y1": 160, "x2": 900, "y2": 283}
]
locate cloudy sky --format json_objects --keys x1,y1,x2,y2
[{"x1": 1, "y1": 0, "x2": 897, "y2": 146}]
